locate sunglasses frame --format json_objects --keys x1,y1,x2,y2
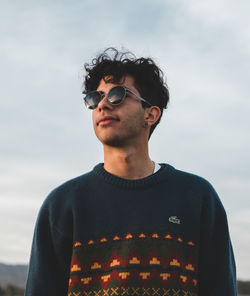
[{"x1": 83, "y1": 86, "x2": 152, "y2": 110}]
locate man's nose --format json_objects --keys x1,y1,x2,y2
[{"x1": 97, "y1": 94, "x2": 113, "y2": 111}]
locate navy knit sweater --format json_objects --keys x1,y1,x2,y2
[{"x1": 25, "y1": 163, "x2": 237, "y2": 296}]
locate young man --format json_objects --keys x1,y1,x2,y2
[{"x1": 25, "y1": 48, "x2": 237, "y2": 296}]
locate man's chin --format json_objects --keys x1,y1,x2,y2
[{"x1": 98, "y1": 135, "x2": 126, "y2": 147}]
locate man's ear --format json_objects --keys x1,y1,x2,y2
[{"x1": 144, "y1": 106, "x2": 161, "y2": 127}]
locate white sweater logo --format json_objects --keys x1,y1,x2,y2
[{"x1": 169, "y1": 216, "x2": 181, "y2": 224}]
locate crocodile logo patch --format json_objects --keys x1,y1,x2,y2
[{"x1": 169, "y1": 216, "x2": 181, "y2": 224}]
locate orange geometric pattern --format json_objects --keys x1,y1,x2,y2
[
  {"x1": 101, "y1": 275, "x2": 111, "y2": 282},
  {"x1": 68, "y1": 288, "x2": 198, "y2": 296},
  {"x1": 129, "y1": 257, "x2": 140, "y2": 264},
  {"x1": 91, "y1": 262, "x2": 102, "y2": 269},
  {"x1": 125, "y1": 233, "x2": 133, "y2": 239},
  {"x1": 160, "y1": 273, "x2": 171, "y2": 280},
  {"x1": 68, "y1": 231, "x2": 198, "y2": 296},
  {"x1": 139, "y1": 272, "x2": 150, "y2": 279},
  {"x1": 186, "y1": 264, "x2": 195, "y2": 271},
  {"x1": 110, "y1": 259, "x2": 120, "y2": 267},
  {"x1": 81, "y1": 277, "x2": 92, "y2": 285},
  {"x1": 170, "y1": 259, "x2": 181, "y2": 267},
  {"x1": 180, "y1": 275, "x2": 188, "y2": 283},
  {"x1": 118, "y1": 272, "x2": 130, "y2": 279},
  {"x1": 100, "y1": 237, "x2": 108, "y2": 242},
  {"x1": 71, "y1": 264, "x2": 81, "y2": 272},
  {"x1": 149, "y1": 257, "x2": 160, "y2": 265},
  {"x1": 73, "y1": 241, "x2": 82, "y2": 247},
  {"x1": 74, "y1": 232, "x2": 196, "y2": 248}
]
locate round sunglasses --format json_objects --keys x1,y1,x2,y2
[{"x1": 83, "y1": 86, "x2": 151, "y2": 110}]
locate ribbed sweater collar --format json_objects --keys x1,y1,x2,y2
[{"x1": 92, "y1": 163, "x2": 175, "y2": 190}]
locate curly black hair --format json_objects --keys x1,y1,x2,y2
[{"x1": 83, "y1": 48, "x2": 170, "y2": 138}]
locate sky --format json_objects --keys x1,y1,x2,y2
[{"x1": 0, "y1": 0, "x2": 249, "y2": 280}]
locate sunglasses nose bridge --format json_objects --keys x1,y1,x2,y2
[{"x1": 96, "y1": 91, "x2": 113, "y2": 110}]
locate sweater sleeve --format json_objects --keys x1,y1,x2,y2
[
  {"x1": 198, "y1": 183, "x2": 237, "y2": 295},
  {"x1": 25, "y1": 195, "x2": 73, "y2": 296}
]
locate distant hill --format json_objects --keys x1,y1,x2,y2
[
  {"x1": 238, "y1": 280, "x2": 250, "y2": 295},
  {"x1": 0, "y1": 263, "x2": 28, "y2": 288}
]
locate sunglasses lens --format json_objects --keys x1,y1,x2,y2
[
  {"x1": 108, "y1": 86, "x2": 125, "y2": 105},
  {"x1": 84, "y1": 91, "x2": 101, "y2": 109}
]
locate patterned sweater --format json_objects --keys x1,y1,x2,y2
[{"x1": 25, "y1": 163, "x2": 237, "y2": 296}]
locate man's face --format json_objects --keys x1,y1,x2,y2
[{"x1": 92, "y1": 75, "x2": 147, "y2": 147}]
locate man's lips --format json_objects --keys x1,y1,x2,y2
[{"x1": 97, "y1": 116, "x2": 119, "y2": 126}]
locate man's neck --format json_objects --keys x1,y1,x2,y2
[{"x1": 103, "y1": 145, "x2": 155, "y2": 180}]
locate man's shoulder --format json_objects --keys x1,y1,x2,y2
[
  {"x1": 165, "y1": 164, "x2": 220, "y2": 200},
  {"x1": 53, "y1": 170, "x2": 92, "y2": 193},
  {"x1": 165, "y1": 164, "x2": 213, "y2": 187},
  {"x1": 41, "y1": 167, "x2": 95, "y2": 208}
]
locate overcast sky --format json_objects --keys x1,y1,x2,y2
[{"x1": 0, "y1": 0, "x2": 249, "y2": 280}]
